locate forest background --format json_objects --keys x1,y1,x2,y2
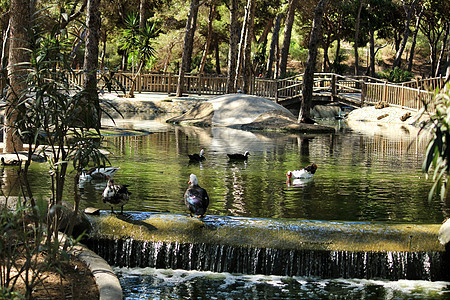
[{"x1": 2, "y1": 0, "x2": 449, "y2": 88}]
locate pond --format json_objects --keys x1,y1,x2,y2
[{"x1": 4, "y1": 114, "x2": 450, "y2": 299}]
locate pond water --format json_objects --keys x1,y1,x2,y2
[{"x1": 4, "y1": 114, "x2": 450, "y2": 299}]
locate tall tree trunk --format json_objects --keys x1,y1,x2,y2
[
  {"x1": 139, "y1": 0, "x2": 146, "y2": 30},
  {"x1": 298, "y1": 0, "x2": 328, "y2": 123},
  {"x1": 199, "y1": 4, "x2": 215, "y2": 74},
  {"x1": 234, "y1": 0, "x2": 250, "y2": 92},
  {"x1": 186, "y1": 0, "x2": 199, "y2": 73},
  {"x1": 278, "y1": 0, "x2": 298, "y2": 78},
  {"x1": 214, "y1": 36, "x2": 221, "y2": 74},
  {"x1": 266, "y1": 13, "x2": 283, "y2": 79},
  {"x1": 226, "y1": 0, "x2": 239, "y2": 93},
  {"x1": 83, "y1": 0, "x2": 101, "y2": 128},
  {"x1": 354, "y1": 0, "x2": 363, "y2": 76},
  {"x1": 407, "y1": 5, "x2": 424, "y2": 72},
  {"x1": 242, "y1": 0, "x2": 256, "y2": 93},
  {"x1": 4, "y1": 0, "x2": 31, "y2": 153},
  {"x1": 392, "y1": 0, "x2": 416, "y2": 69},
  {"x1": 322, "y1": 35, "x2": 331, "y2": 72},
  {"x1": 435, "y1": 22, "x2": 449, "y2": 77},
  {"x1": 368, "y1": 25, "x2": 375, "y2": 77},
  {"x1": 177, "y1": 0, "x2": 199, "y2": 96},
  {"x1": 333, "y1": 37, "x2": 341, "y2": 72}
]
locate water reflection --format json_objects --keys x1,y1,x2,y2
[{"x1": 0, "y1": 119, "x2": 445, "y2": 223}]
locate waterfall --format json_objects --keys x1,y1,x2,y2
[{"x1": 84, "y1": 238, "x2": 449, "y2": 281}]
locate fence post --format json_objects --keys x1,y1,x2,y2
[
  {"x1": 138, "y1": 73, "x2": 142, "y2": 93},
  {"x1": 198, "y1": 74, "x2": 202, "y2": 95},
  {"x1": 400, "y1": 85, "x2": 405, "y2": 108},
  {"x1": 167, "y1": 73, "x2": 172, "y2": 95},
  {"x1": 275, "y1": 80, "x2": 279, "y2": 103},
  {"x1": 360, "y1": 81, "x2": 366, "y2": 106},
  {"x1": 382, "y1": 81, "x2": 388, "y2": 102},
  {"x1": 331, "y1": 74, "x2": 336, "y2": 100}
]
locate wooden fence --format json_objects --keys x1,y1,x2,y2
[{"x1": 24, "y1": 70, "x2": 448, "y2": 112}]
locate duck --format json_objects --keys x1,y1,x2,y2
[
  {"x1": 102, "y1": 176, "x2": 131, "y2": 214},
  {"x1": 227, "y1": 151, "x2": 249, "y2": 161},
  {"x1": 1, "y1": 157, "x2": 21, "y2": 166},
  {"x1": 80, "y1": 166, "x2": 120, "y2": 181},
  {"x1": 286, "y1": 163, "x2": 318, "y2": 186},
  {"x1": 439, "y1": 218, "x2": 450, "y2": 247},
  {"x1": 188, "y1": 149, "x2": 206, "y2": 162},
  {"x1": 184, "y1": 173, "x2": 209, "y2": 218}
]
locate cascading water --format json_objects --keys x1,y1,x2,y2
[{"x1": 84, "y1": 238, "x2": 449, "y2": 281}]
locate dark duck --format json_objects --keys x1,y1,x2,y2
[
  {"x1": 102, "y1": 176, "x2": 131, "y2": 214},
  {"x1": 1, "y1": 157, "x2": 21, "y2": 166},
  {"x1": 227, "y1": 151, "x2": 249, "y2": 161},
  {"x1": 188, "y1": 149, "x2": 206, "y2": 162},
  {"x1": 184, "y1": 173, "x2": 209, "y2": 218}
]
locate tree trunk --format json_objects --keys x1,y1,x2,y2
[
  {"x1": 354, "y1": 0, "x2": 363, "y2": 76},
  {"x1": 82, "y1": 0, "x2": 101, "y2": 128},
  {"x1": 392, "y1": 0, "x2": 416, "y2": 69},
  {"x1": 278, "y1": 0, "x2": 298, "y2": 78},
  {"x1": 139, "y1": 0, "x2": 146, "y2": 30},
  {"x1": 234, "y1": 0, "x2": 249, "y2": 92},
  {"x1": 241, "y1": 0, "x2": 256, "y2": 93},
  {"x1": 407, "y1": 5, "x2": 425, "y2": 72},
  {"x1": 176, "y1": 0, "x2": 199, "y2": 96},
  {"x1": 266, "y1": 13, "x2": 283, "y2": 79},
  {"x1": 4, "y1": 0, "x2": 31, "y2": 153},
  {"x1": 435, "y1": 22, "x2": 449, "y2": 77},
  {"x1": 298, "y1": 0, "x2": 328, "y2": 123},
  {"x1": 226, "y1": 0, "x2": 239, "y2": 93},
  {"x1": 368, "y1": 25, "x2": 375, "y2": 77},
  {"x1": 185, "y1": 0, "x2": 199, "y2": 73},
  {"x1": 199, "y1": 5, "x2": 215, "y2": 74},
  {"x1": 214, "y1": 36, "x2": 221, "y2": 74}
]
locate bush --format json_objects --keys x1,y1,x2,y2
[{"x1": 377, "y1": 67, "x2": 413, "y2": 83}]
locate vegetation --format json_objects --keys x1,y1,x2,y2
[{"x1": 422, "y1": 84, "x2": 450, "y2": 200}]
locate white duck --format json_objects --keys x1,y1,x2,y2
[
  {"x1": 286, "y1": 163, "x2": 318, "y2": 186},
  {"x1": 80, "y1": 166, "x2": 120, "y2": 181},
  {"x1": 102, "y1": 176, "x2": 131, "y2": 214}
]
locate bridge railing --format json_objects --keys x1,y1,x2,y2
[{"x1": 62, "y1": 70, "x2": 444, "y2": 113}]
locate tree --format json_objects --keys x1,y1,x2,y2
[
  {"x1": 353, "y1": 0, "x2": 364, "y2": 76},
  {"x1": 407, "y1": 4, "x2": 425, "y2": 72},
  {"x1": 299, "y1": 0, "x2": 328, "y2": 123},
  {"x1": 199, "y1": 3, "x2": 215, "y2": 74},
  {"x1": 4, "y1": 0, "x2": 31, "y2": 153},
  {"x1": 177, "y1": 0, "x2": 201, "y2": 97},
  {"x1": 392, "y1": 0, "x2": 417, "y2": 69},
  {"x1": 226, "y1": 0, "x2": 239, "y2": 93},
  {"x1": 278, "y1": 0, "x2": 298, "y2": 78},
  {"x1": 235, "y1": 0, "x2": 256, "y2": 93},
  {"x1": 266, "y1": 13, "x2": 283, "y2": 79},
  {"x1": 83, "y1": 0, "x2": 101, "y2": 128}
]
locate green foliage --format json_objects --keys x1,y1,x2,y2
[
  {"x1": 422, "y1": 84, "x2": 450, "y2": 200},
  {"x1": 378, "y1": 67, "x2": 414, "y2": 83}
]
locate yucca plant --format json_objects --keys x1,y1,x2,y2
[{"x1": 421, "y1": 83, "x2": 450, "y2": 200}]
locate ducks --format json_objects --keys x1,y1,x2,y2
[
  {"x1": 227, "y1": 151, "x2": 249, "y2": 161},
  {"x1": 184, "y1": 173, "x2": 209, "y2": 218},
  {"x1": 188, "y1": 149, "x2": 206, "y2": 162},
  {"x1": 286, "y1": 163, "x2": 318, "y2": 186},
  {"x1": 1, "y1": 157, "x2": 21, "y2": 166},
  {"x1": 81, "y1": 166, "x2": 120, "y2": 181},
  {"x1": 102, "y1": 176, "x2": 131, "y2": 214}
]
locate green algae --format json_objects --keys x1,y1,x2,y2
[{"x1": 87, "y1": 214, "x2": 444, "y2": 252}]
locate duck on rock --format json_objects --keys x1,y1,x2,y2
[
  {"x1": 188, "y1": 149, "x2": 206, "y2": 162},
  {"x1": 102, "y1": 176, "x2": 131, "y2": 214},
  {"x1": 286, "y1": 163, "x2": 318, "y2": 186},
  {"x1": 227, "y1": 151, "x2": 249, "y2": 161},
  {"x1": 184, "y1": 173, "x2": 209, "y2": 218}
]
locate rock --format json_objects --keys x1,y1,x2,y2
[{"x1": 85, "y1": 207, "x2": 101, "y2": 215}]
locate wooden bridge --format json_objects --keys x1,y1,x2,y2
[{"x1": 66, "y1": 71, "x2": 446, "y2": 112}]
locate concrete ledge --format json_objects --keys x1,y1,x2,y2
[{"x1": 74, "y1": 244, "x2": 123, "y2": 300}]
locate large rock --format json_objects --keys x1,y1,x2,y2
[{"x1": 167, "y1": 94, "x2": 334, "y2": 133}]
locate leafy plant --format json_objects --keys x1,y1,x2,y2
[
  {"x1": 378, "y1": 67, "x2": 413, "y2": 83},
  {"x1": 421, "y1": 83, "x2": 450, "y2": 200}
]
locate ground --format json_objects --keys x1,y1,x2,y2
[{"x1": 10, "y1": 251, "x2": 99, "y2": 299}]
